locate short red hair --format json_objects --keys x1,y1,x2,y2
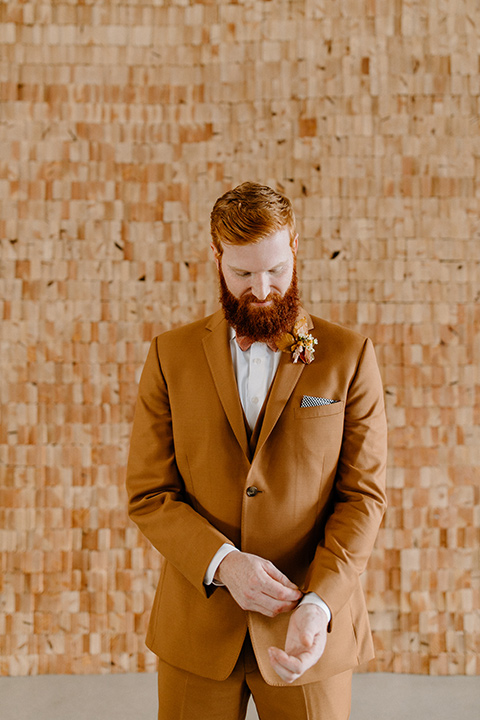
[{"x1": 210, "y1": 182, "x2": 296, "y2": 256}]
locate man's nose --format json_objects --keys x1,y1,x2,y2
[{"x1": 251, "y1": 274, "x2": 270, "y2": 300}]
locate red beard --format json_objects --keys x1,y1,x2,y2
[{"x1": 218, "y1": 265, "x2": 301, "y2": 342}]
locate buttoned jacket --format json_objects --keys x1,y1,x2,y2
[{"x1": 126, "y1": 309, "x2": 387, "y2": 686}]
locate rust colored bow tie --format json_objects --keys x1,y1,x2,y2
[{"x1": 236, "y1": 335, "x2": 279, "y2": 352}]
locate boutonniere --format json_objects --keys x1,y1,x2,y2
[{"x1": 276, "y1": 317, "x2": 318, "y2": 364}]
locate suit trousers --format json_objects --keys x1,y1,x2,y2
[{"x1": 157, "y1": 633, "x2": 352, "y2": 720}]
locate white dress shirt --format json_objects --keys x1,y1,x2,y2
[
  {"x1": 229, "y1": 330, "x2": 281, "y2": 431},
  {"x1": 204, "y1": 329, "x2": 331, "y2": 622}
]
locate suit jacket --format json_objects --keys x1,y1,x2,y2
[{"x1": 126, "y1": 309, "x2": 387, "y2": 686}]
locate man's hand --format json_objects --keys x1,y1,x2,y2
[
  {"x1": 215, "y1": 551, "x2": 302, "y2": 617},
  {"x1": 268, "y1": 603, "x2": 329, "y2": 683}
]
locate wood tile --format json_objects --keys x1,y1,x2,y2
[{"x1": 1, "y1": 0, "x2": 479, "y2": 677}]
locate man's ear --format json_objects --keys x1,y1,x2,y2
[
  {"x1": 210, "y1": 242, "x2": 221, "y2": 270},
  {"x1": 292, "y1": 233, "x2": 299, "y2": 255}
]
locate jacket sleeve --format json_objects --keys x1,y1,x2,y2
[
  {"x1": 303, "y1": 338, "x2": 388, "y2": 624},
  {"x1": 125, "y1": 338, "x2": 234, "y2": 597}
]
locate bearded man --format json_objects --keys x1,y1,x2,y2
[{"x1": 126, "y1": 182, "x2": 387, "y2": 720}]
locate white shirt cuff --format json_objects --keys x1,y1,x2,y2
[
  {"x1": 299, "y1": 592, "x2": 332, "y2": 623},
  {"x1": 204, "y1": 544, "x2": 239, "y2": 586}
]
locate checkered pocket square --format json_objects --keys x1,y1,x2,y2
[{"x1": 300, "y1": 396, "x2": 340, "y2": 408}]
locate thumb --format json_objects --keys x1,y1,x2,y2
[
  {"x1": 299, "y1": 627, "x2": 315, "y2": 647},
  {"x1": 291, "y1": 610, "x2": 317, "y2": 648}
]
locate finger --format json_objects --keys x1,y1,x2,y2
[
  {"x1": 244, "y1": 576, "x2": 298, "y2": 605},
  {"x1": 252, "y1": 594, "x2": 299, "y2": 617},
  {"x1": 288, "y1": 627, "x2": 315, "y2": 650},
  {"x1": 261, "y1": 580, "x2": 302, "y2": 610},
  {"x1": 260, "y1": 574, "x2": 302, "y2": 602},
  {"x1": 268, "y1": 647, "x2": 305, "y2": 672},
  {"x1": 237, "y1": 582, "x2": 299, "y2": 616},
  {"x1": 269, "y1": 663, "x2": 298, "y2": 684},
  {"x1": 285, "y1": 628, "x2": 325, "y2": 658},
  {"x1": 268, "y1": 647, "x2": 304, "y2": 683},
  {"x1": 264, "y1": 563, "x2": 301, "y2": 591},
  {"x1": 262, "y1": 587, "x2": 302, "y2": 607},
  {"x1": 269, "y1": 663, "x2": 297, "y2": 684}
]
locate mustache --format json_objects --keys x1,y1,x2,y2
[
  {"x1": 238, "y1": 292, "x2": 280, "y2": 305},
  {"x1": 217, "y1": 264, "x2": 300, "y2": 341}
]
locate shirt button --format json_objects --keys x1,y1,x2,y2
[
  {"x1": 251, "y1": 397, "x2": 259, "y2": 404},
  {"x1": 246, "y1": 486, "x2": 260, "y2": 497}
]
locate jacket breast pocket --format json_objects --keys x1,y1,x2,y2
[{"x1": 294, "y1": 400, "x2": 344, "y2": 419}]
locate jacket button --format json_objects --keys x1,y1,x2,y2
[{"x1": 246, "y1": 486, "x2": 260, "y2": 497}]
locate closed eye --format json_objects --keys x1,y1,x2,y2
[{"x1": 230, "y1": 263, "x2": 287, "y2": 278}]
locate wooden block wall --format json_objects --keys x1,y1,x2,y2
[{"x1": 1, "y1": 0, "x2": 479, "y2": 676}]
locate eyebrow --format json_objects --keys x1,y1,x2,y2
[{"x1": 228, "y1": 261, "x2": 287, "y2": 274}]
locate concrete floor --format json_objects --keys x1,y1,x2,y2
[{"x1": 1, "y1": 672, "x2": 479, "y2": 720}]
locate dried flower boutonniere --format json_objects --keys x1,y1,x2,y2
[{"x1": 276, "y1": 317, "x2": 318, "y2": 364}]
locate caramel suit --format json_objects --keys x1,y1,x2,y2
[{"x1": 126, "y1": 309, "x2": 387, "y2": 690}]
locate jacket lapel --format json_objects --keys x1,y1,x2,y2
[
  {"x1": 253, "y1": 353, "x2": 304, "y2": 458},
  {"x1": 202, "y1": 311, "x2": 250, "y2": 459},
  {"x1": 253, "y1": 310, "x2": 314, "y2": 458}
]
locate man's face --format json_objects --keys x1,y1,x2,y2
[
  {"x1": 214, "y1": 228, "x2": 297, "y2": 302},
  {"x1": 212, "y1": 228, "x2": 300, "y2": 340}
]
